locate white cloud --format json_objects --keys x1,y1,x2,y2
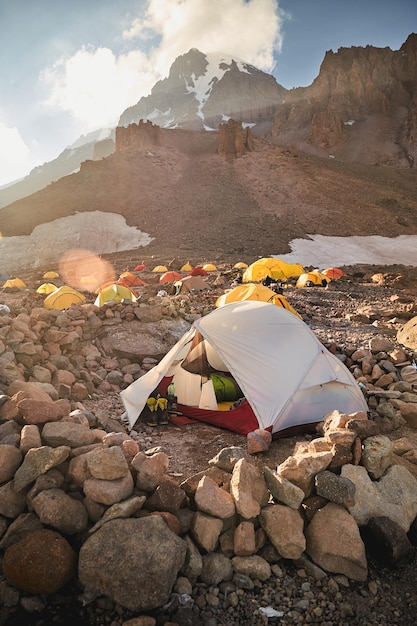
[
  {"x1": 142, "y1": 0, "x2": 284, "y2": 74},
  {"x1": 40, "y1": 46, "x2": 162, "y2": 133},
  {"x1": 0, "y1": 122, "x2": 33, "y2": 187},
  {"x1": 39, "y1": 0, "x2": 284, "y2": 135}
]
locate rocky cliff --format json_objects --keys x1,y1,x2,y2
[{"x1": 268, "y1": 34, "x2": 417, "y2": 166}]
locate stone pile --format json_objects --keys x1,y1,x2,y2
[
  {"x1": 2, "y1": 298, "x2": 417, "y2": 621},
  {"x1": 1, "y1": 388, "x2": 417, "y2": 618}
]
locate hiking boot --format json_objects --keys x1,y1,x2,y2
[
  {"x1": 157, "y1": 397, "x2": 169, "y2": 425},
  {"x1": 141, "y1": 397, "x2": 158, "y2": 427}
]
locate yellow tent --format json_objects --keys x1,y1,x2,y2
[
  {"x1": 44, "y1": 286, "x2": 85, "y2": 310},
  {"x1": 36, "y1": 283, "x2": 58, "y2": 295},
  {"x1": 43, "y1": 271, "x2": 59, "y2": 279},
  {"x1": 296, "y1": 271, "x2": 330, "y2": 288},
  {"x1": 152, "y1": 265, "x2": 168, "y2": 273},
  {"x1": 242, "y1": 258, "x2": 304, "y2": 283},
  {"x1": 202, "y1": 263, "x2": 217, "y2": 272},
  {"x1": 215, "y1": 283, "x2": 301, "y2": 318},
  {"x1": 3, "y1": 278, "x2": 26, "y2": 290},
  {"x1": 233, "y1": 262, "x2": 248, "y2": 269},
  {"x1": 94, "y1": 283, "x2": 137, "y2": 307},
  {"x1": 180, "y1": 262, "x2": 193, "y2": 272}
]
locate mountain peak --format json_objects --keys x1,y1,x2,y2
[{"x1": 118, "y1": 49, "x2": 286, "y2": 132}]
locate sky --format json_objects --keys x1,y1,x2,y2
[{"x1": 0, "y1": 0, "x2": 416, "y2": 188}]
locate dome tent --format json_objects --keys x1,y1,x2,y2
[
  {"x1": 3, "y1": 277, "x2": 27, "y2": 290},
  {"x1": 159, "y1": 271, "x2": 183, "y2": 283},
  {"x1": 94, "y1": 283, "x2": 137, "y2": 306},
  {"x1": 215, "y1": 283, "x2": 301, "y2": 318},
  {"x1": 322, "y1": 267, "x2": 347, "y2": 280},
  {"x1": 121, "y1": 301, "x2": 367, "y2": 436},
  {"x1": 242, "y1": 258, "x2": 304, "y2": 283},
  {"x1": 36, "y1": 283, "x2": 59, "y2": 295},
  {"x1": 296, "y1": 271, "x2": 330, "y2": 288},
  {"x1": 43, "y1": 286, "x2": 85, "y2": 310}
]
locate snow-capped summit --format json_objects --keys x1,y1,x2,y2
[{"x1": 118, "y1": 48, "x2": 287, "y2": 133}]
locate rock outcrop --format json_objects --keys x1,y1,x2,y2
[
  {"x1": 116, "y1": 120, "x2": 162, "y2": 152},
  {"x1": 217, "y1": 119, "x2": 254, "y2": 157},
  {"x1": 268, "y1": 34, "x2": 417, "y2": 166}
]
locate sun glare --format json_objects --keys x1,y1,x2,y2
[{"x1": 59, "y1": 249, "x2": 115, "y2": 293}]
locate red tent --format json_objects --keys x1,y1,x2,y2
[{"x1": 190, "y1": 267, "x2": 208, "y2": 276}]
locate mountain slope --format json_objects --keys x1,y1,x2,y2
[
  {"x1": 1, "y1": 129, "x2": 417, "y2": 263},
  {"x1": 0, "y1": 129, "x2": 115, "y2": 210}
]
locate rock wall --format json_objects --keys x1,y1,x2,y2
[
  {"x1": 116, "y1": 120, "x2": 162, "y2": 152},
  {"x1": 217, "y1": 119, "x2": 254, "y2": 157}
]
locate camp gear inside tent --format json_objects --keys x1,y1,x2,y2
[
  {"x1": 215, "y1": 283, "x2": 301, "y2": 318},
  {"x1": 43, "y1": 286, "x2": 85, "y2": 310},
  {"x1": 174, "y1": 275, "x2": 210, "y2": 294},
  {"x1": 36, "y1": 283, "x2": 59, "y2": 295},
  {"x1": 242, "y1": 258, "x2": 304, "y2": 283},
  {"x1": 94, "y1": 283, "x2": 137, "y2": 307},
  {"x1": 152, "y1": 265, "x2": 168, "y2": 273},
  {"x1": 322, "y1": 268, "x2": 347, "y2": 280},
  {"x1": 296, "y1": 271, "x2": 330, "y2": 288},
  {"x1": 43, "y1": 271, "x2": 59, "y2": 279},
  {"x1": 3, "y1": 278, "x2": 27, "y2": 290},
  {"x1": 121, "y1": 301, "x2": 368, "y2": 436},
  {"x1": 159, "y1": 271, "x2": 183, "y2": 283},
  {"x1": 202, "y1": 263, "x2": 217, "y2": 272}
]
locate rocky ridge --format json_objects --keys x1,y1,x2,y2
[
  {"x1": 2, "y1": 263, "x2": 417, "y2": 624},
  {"x1": 268, "y1": 34, "x2": 417, "y2": 166}
]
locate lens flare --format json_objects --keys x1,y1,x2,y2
[{"x1": 59, "y1": 249, "x2": 115, "y2": 293}]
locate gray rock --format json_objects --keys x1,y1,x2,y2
[{"x1": 78, "y1": 517, "x2": 186, "y2": 611}]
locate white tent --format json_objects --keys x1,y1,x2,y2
[{"x1": 120, "y1": 301, "x2": 368, "y2": 434}]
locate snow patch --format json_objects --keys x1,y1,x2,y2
[
  {"x1": 0, "y1": 211, "x2": 153, "y2": 274},
  {"x1": 275, "y1": 235, "x2": 417, "y2": 268}
]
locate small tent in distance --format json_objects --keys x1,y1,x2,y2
[
  {"x1": 174, "y1": 276, "x2": 210, "y2": 294},
  {"x1": 121, "y1": 301, "x2": 367, "y2": 436},
  {"x1": 296, "y1": 271, "x2": 330, "y2": 288},
  {"x1": 94, "y1": 283, "x2": 137, "y2": 307},
  {"x1": 44, "y1": 286, "x2": 85, "y2": 310},
  {"x1": 36, "y1": 283, "x2": 59, "y2": 295},
  {"x1": 322, "y1": 268, "x2": 347, "y2": 280},
  {"x1": 242, "y1": 258, "x2": 304, "y2": 283}
]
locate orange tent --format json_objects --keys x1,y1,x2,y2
[
  {"x1": 159, "y1": 271, "x2": 183, "y2": 283},
  {"x1": 322, "y1": 268, "x2": 346, "y2": 280},
  {"x1": 134, "y1": 264, "x2": 146, "y2": 271},
  {"x1": 119, "y1": 272, "x2": 146, "y2": 287}
]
